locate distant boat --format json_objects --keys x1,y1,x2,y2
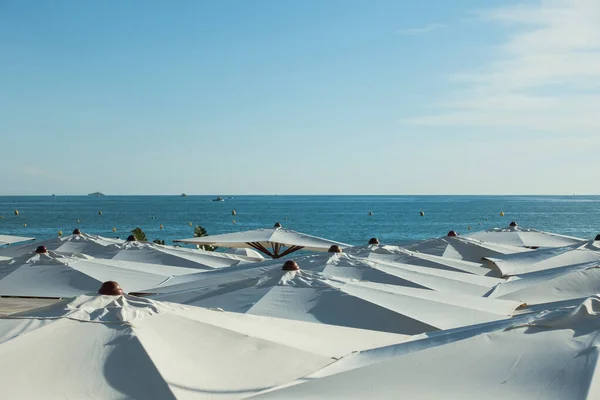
[
  {"x1": 212, "y1": 196, "x2": 224, "y2": 202},
  {"x1": 51, "y1": 194, "x2": 56, "y2": 197},
  {"x1": 181, "y1": 193, "x2": 187, "y2": 197},
  {"x1": 88, "y1": 192, "x2": 105, "y2": 197}
]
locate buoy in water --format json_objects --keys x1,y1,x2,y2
[
  {"x1": 232, "y1": 220, "x2": 236, "y2": 224},
  {"x1": 77, "y1": 219, "x2": 80, "y2": 223},
  {"x1": 368, "y1": 211, "x2": 373, "y2": 216},
  {"x1": 188, "y1": 222, "x2": 192, "y2": 226},
  {"x1": 467, "y1": 226, "x2": 471, "y2": 230},
  {"x1": 98, "y1": 211, "x2": 103, "y2": 215},
  {"x1": 151, "y1": 215, "x2": 155, "y2": 220},
  {"x1": 420, "y1": 211, "x2": 425, "y2": 217},
  {"x1": 159, "y1": 224, "x2": 163, "y2": 230},
  {"x1": 231, "y1": 210, "x2": 236, "y2": 216},
  {"x1": 500, "y1": 211, "x2": 505, "y2": 217},
  {"x1": 14, "y1": 210, "x2": 19, "y2": 216},
  {"x1": 58, "y1": 230, "x2": 63, "y2": 236},
  {"x1": 23, "y1": 223, "x2": 27, "y2": 227},
  {"x1": 112, "y1": 227, "x2": 117, "y2": 232}
]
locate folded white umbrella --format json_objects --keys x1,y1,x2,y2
[
  {"x1": 484, "y1": 238, "x2": 600, "y2": 276},
  {"x1": 0, "y1": 293, "x2": 406, "y2": 399},
  {"x1": 254, "y1": 295, "x2": 600, "y2": 400},
  {"x1": 0, "y1": 249, "x2": 200, "y2": 298},
  {"x1": 465, "y1": 222, "x2": 586, "y2": 248},
  {"x1": 487, "y1": 262, "x2": 600, "y2": 305},
  {"x1": 174, "y1": 225, "x2": 350, "y2": 259},
  {"x1": 151, "y1": 267, "x2": 522, "y2": 335},
  {"x1": 350, "y1": 244, "x2": 491, "y2": 276},
  {"x1": 0, "y1": 234, "x2": 35, "y2": 246},
  {"x1": 401, "y1": 233, "x2": 531, "y2": 263}
]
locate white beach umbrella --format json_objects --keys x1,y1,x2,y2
[
  {"x1": 486, "y1": 261, "x2": 600, "y2": 305},
  {"x1": 484, "y1": 237, "x2": 600, "y2": 276},
  {"x1": 0, "y1": 292, "x2": 406, "y2": 399},
  {"x1": 349, "y1": 243, "x2": 491, "y2": 276},
  {"x1": 223, "y1": 247, "x2": 266, "y2": 261},
  {"x1": 103, "y1": 239, "x2": 253, "y2": 269},
  {"x1": 465, "y1": 221, "x2": 586, "y2": 248},
  {"x1": 0, "y1": 234, "x2": 35, "y2": 246},
  {"x1": 254, "y1": 295, "x2": 600, "y2": 400},
  {"x1": 0, "y1": 230, "x2": 121, "y2": 259},
  {"x1": 401, "y1": 232, "x2": 531, "y2": 263},
  {"x1": 0, "y1": 248, "x2": 199, "y2": 298},
  {"x1": 151, "y1": 266, "x2": 522, "y2": 335},
  {"x1": 174, "y1": 224, "x2": 350, "y2": 259}
]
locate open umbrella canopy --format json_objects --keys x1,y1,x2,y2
[
  {"x1": 0, "y1": 231, "x2": 122, "y2": 259},
  {"x1": 174, "y1": 226, "x2": 350, "y2": 258},
  {"x1": 349, "y1": 244, "x2": 491, "y2": 276},
  {"x1": 254, "y1": 295, "x2": 600, "y2": 400},
  {"x1": 151, "y1": 267, "x2": 522, "y2": 335},
  {"x1": 486, "y1": 261, "x2": 600, "y2": 306},
  {"x1": 146, "y1": 252, "x2": 503, "y2": 297},
  {"x1": 484, "y1": 238, "x2": 600, "y2": 276},
  {"x1": 464, "y1": 222, "x2": 586, "y2": 248},
  {"x1": 0, "y1": 250, "x2": 200, "y2": 298},
  {"x1": 103, "y1": 240, "x2": 254, "y2": 270},
  {"x1": 0, "y1": 293, "x2": 406, "y2": 399},
  {"x1": 222, "y1": 247, "x2": 266, "y2": 261},
  {"x1": 401, "y1": 234, "x2": 531, "y2": 264},
  {"x1": 0, "y1": 234, "x2": 35, "y2": 246}
]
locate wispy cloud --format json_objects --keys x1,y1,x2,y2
[
  {"x1": 398, "y1": 23, "x2": 443, "y2": 35},
  {"x1": 404, "y1": 0, "x2": 600, "y2": 135}
]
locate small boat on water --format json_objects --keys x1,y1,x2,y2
[
  {"x1": 88, "y1": 192, "x2": 105, "y2": 197},
  {"x1": 212, "y1": 196, "x2": 224, "y2": 202},
  {"x1": 181, "y1": 193, "x2": 187, "y2": 197}
]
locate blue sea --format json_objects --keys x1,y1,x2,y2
[{"x1": 1, "y1": 196, "x2": 599, "y2": 246}]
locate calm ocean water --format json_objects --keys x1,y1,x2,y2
[{"x1": 1, "y1": 196, "x2": 599, "y2": 247}]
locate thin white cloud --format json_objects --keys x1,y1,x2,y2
[
  {"x1": 398, "y1": 23, "x2": 443, "y2": 35},
  {"x1": 404, "y1": 0, "x2": 600, "y2": 135}
]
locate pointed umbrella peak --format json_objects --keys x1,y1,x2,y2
[
  {"x1": 368, "y1": 238, "x2": 380, "y2": 245},
  {"x1": 509, "y1": 221, "x2": 518, "y2": 228},
  {"x1": 274, "y1": 222, "x2": 283, "y2": 228},
  {"x1": 35, "y1": 245, "x2": 48, "y2": 254},
  {"x1": 447, "y1": 231, "x2": 459, "y2": 237},
  {"x1": 282, "y1": 260, "x2": 300, "y2": 271},
  {"x1": 328, "y1": 245, "x2": 343, "y2": 253},
  {"x1": 125, "y1": 235, "x2": 137, "y2": 242},
  {"x1": 595, "y1": 234, "x2": 600, "y2": 241},
  {"x1": 98, "y1": 281, "x2": 124, "y2": 296}
]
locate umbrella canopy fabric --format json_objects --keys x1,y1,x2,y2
[
  {"x1": 0, "y1": 234, "x2": 35, "y2": 246},
  {"x1": 0, "y1": 294, "x2": 406, "y2": 399},
  {"x1": 465, "y1": 224, "x2": 586, "y2": 248},
  {"x1": 0, "y1": 251, "x2": 200, "y2": 298},
  {"x1": 401, "y1": 235, "x2": 531, "y2": 263},
  {"x1": 223, "y1": 247, "x2": 266, "y2": 261},
  {"x1": 349, "y1": 244, "x2": 491, "y2": 276},
  {"x1": 486, "y1": 262, "x2": 600, "y2": 305},
  {"x1": 0, "y1": 232, "x2": 122, "y2": 259},
  {"x1": 174, "y1": 227, "x2": 350, "y2": 258},
  {"x1": 254, "y1": 295, "x2": 600, "y2": 400},
  {"x1": 484, "y1": 239, "x2": 600, "y2": 276},
  {"x1": 104, "y1": 241, "x2": 253, "y2": 269},
  {"x1": 147, "y1": 252, "x2": 502, "y2": 297},
  {"x1": 151, "y1": 268, "x2": 522, "y2": 335}
]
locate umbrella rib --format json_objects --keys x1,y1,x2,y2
[
  {"x1": 278, "y1": 245, "x2": 304, "y2": 258},
  {"x1": 247, "y1": 242, "x2": 275, "y2": 258}
]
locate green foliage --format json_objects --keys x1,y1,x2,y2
[
  {"x1": 193, "y1": 225, "x2": 217, "y2": 251},
  {"x1": 131, "y1": 227, "x2": 148, "y2": 242},
  {"x1": 153, "y1": 239, "x2": 165, "y2": 245}
]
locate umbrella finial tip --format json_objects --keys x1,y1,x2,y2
[
  {"x1": 282, "y1": 260, "x2": 300, "y2": 271},
  {"x1": 274, "y1": 222, "x2": 282, "y2": 228},
  {"x1": 447, "y1": 230, "x2": 459, "y2": 237},
  {"x1": 35, "y1": 245, "x2": 48, "y2": 254},
  {"x1": 72, "y1": 228, "x2": 81, "y2": 235},
  {"x1": 368, "y1": 237, "x2": 379, "y2": 245},
  {"x1": 328, "y1": 245, "x2": 343, "y2": 253},
  {"x1": 509, "y1": 221, "x2": 518, "y2": 227},
  {"x1": 126, "y1": 235, "x2": 137, "y2": 242},
  {"x1": 98, "y1": 281, "x2": 124, "y2": 296}
]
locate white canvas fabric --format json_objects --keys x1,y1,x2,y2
[
  {"x1": 349, "y1": 244, "x2": 491, "y2": 276},
  {"x1": 0, "y1": 234, "x2": 35, "y2": 246},
  {"x1": 151, "y1": 266, "x2": 521, "y2": 335},
  {"x1": 465, "y1": 225, "x2": 585, "y2": 248},
  {"x1": 484, "y1": 239, "x2": 600, "y2": 276},
  {"x1": 0, "y1": 251, "x2": 200, "y2": 298},
  {"x1": 487, "y1": 262, "x2": 600, "y2": 305},
  {"x1": 148, "y1": 252, "x2": 501, "y2": 296},
  {"x1": 174, "y1": 227, "x2": 350, "y2": 257},
  {"x1": 0, "y1": 294, "x2": 406, "y2": 399},
  {"x1": 401, "y1": 235, "x2": 531, "y2": 263},
  {"x1": 0, "y1": 232, "x2": 122, "y2": 259},
  {"x1": 254, "y1": 296, "x2": 600, "y2": 400},
  {"x1": 105, "y1": 240, "x2": 252, "y2": 269},
  {"x1": 223, "y1": 248, "x2": 266, "y2": 260}
]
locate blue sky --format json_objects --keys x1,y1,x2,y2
[{"x1": 1, "y1": 0, "x2": 598, "y2": 195}]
